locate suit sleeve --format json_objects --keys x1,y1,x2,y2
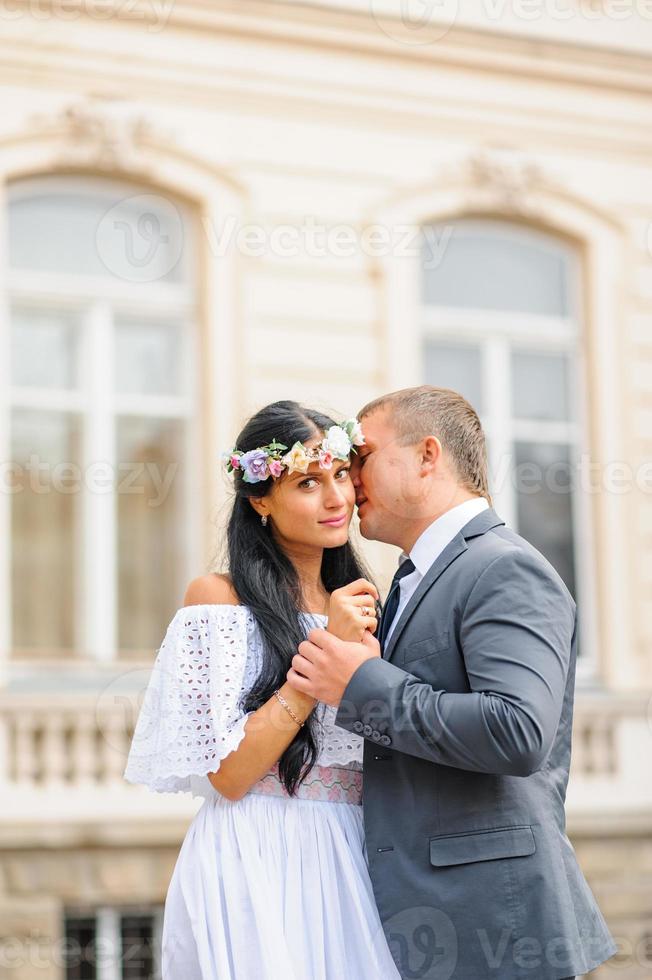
[{"x1": 334, "y1": 548, "x2": 576, "y2": 777}]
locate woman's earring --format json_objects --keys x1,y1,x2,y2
[{"x1": 261, "y1": 515, "x2": 268, "y2": 526}]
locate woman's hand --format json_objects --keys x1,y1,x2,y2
[{"x1": 327, "y1": 579, "x2": 379, "y2": 642}]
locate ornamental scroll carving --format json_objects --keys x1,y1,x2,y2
[
  {"x1": 29, "y1": 99, "x2": 165, "y2": 174},
  {"x1": 455, "y1": 148, "x2": 547, "y2": 218}
]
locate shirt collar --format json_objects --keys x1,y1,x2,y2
[{"x1": 400, "y1": 497, "x2": 490, "y2": 578}]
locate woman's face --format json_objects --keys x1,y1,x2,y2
[{"x1": 254, "y1": 438, "x2": 355, "y2": 550}]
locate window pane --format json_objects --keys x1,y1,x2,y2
[
  {"x1": 514, "y1": 441, "x2": 576, "y2": 597},
  {"x1": 117, "y1": 417, "x2": 186, "y2": 654},
  {"x1": 11, "y1": 409, "x2": 82, "y2": 656},
  {"x1": 64, "y1": 915, "x2": 96, "y2": 980},
  {"x1": 422, "y1": 220, "x2": 572, "y2": 316},
  {"x1": 8, "y1": 178, "x2": 187, "y2": 284},
  {"x1": 512, "y1": 350, "x2": 573, "y2": 422},
  {"x1": 423, "y1": 341, "x2": 483, "y2": 414},
  {"x1": 115, "y1": 318, "x2": 184, "y2": 396},
  {"x1": 121, "y1": 914, "x2": 157, "y2": 980},
  {"x1": 11, "y1": 308, "x2": 80, "y2": 390}
]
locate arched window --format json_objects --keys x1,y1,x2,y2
[
  {"x1": 421, "y1": 218, "x2": 589, "y2": 618},
  {"x1": 7, "y1": 176, "x2": 199, "y2": 662}
]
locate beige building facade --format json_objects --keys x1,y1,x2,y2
[{"x1": 0, "y1": 2, "x2": 651, "y2": 977}]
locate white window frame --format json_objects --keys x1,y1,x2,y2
[
  {"x1": 67, "y1": 904, "x2": 164, "y2": 980},
  {"x1": 415, "y1": 214, "x2": 599, "y2": 681},
  {"x1": 422, "y1": 304, "x2": 598, "y2": 680},
  {"x1": 378, "y1": 177, "x2": 630, "y2": 690},
  {"x1": 5, "y1": 176, "x2": 200, "y2": 664}
]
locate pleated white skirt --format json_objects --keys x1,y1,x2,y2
[{"x1": 161, "y1": 789, "x2": 401, "y2": 980}]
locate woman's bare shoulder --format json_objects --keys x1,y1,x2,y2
[{"x1": 183, "y1": 573, "x2": 241, "y2": 607}]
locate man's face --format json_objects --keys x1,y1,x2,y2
[{"x1": 351, "y1": 407, "x2": 427, "y2": 546}]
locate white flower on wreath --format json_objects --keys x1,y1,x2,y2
[
  {"x1": 322, "y1": 425, "x2": 352, "y2": 460},
  {"x1": 346, "y1": 419, "x2": 366, "y2": 447},
  {"x1": 281, "y1": 442, "x2": 312, "y2": 474}
]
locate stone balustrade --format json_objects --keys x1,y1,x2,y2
[{"x1": 0, "y1": 689, "x2": 649, "y2": 829}]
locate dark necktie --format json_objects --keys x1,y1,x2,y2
[{"x1": 378, "y1": 558, "x2": 416, "y2": 651}]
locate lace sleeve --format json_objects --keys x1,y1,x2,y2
[{"x1": 123, "y1": 604, "x2": 257, "y2": 795}]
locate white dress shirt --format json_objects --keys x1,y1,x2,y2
[{"x1": 383, "y1": 496, "x2": 490, "y2": 646}]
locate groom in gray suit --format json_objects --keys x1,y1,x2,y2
[{"x1": 287, "y1": 386, "x2": 617, "y2": 980}]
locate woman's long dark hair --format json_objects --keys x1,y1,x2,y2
[{"x1": 226, "y1": 400, "x2": 377, "y2": 796}]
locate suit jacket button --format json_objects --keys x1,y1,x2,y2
[
  {"x1": 380, "y1": 735, "x2": 391, "y2": 746},
  {"x1": 362, "y1": 724, "x2": 373, "y2": 737},
  {"x1": 371, "y1": 730, "x2": 381, "y2": 741},
  {"x1": 352, "y1": 721, "x2": 364, "y2": 733}
]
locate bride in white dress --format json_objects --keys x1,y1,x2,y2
[{"x1": 124, "y1": 400, "x2": 401, "y2": 980}]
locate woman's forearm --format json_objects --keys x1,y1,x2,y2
[{"x1": 207, "y1": 682, "x2": 316, "y2": 800}]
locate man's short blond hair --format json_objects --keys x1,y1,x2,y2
[{"x1": 359, "y1": 385, "x2": 492, "y2": 504}]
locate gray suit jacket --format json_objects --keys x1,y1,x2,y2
[{"x1": 335, "y1": 507, "x2": 617, "y2": 980}]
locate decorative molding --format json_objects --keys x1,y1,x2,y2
[
  {"x1": 462, "y1": 148, "x2": 546, "y2": 217},
  {"x1": 28, "y1": 99, "x2": 168, "y2": 175},
  {"x1": 434, "y1": 147, "x2": 587, "y2": 222},
  {"x1": 378, "y1": 145, "x2": 623, "y2": 234}
]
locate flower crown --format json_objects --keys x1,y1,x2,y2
[{"x1": 223, "y1": 419, "x2": 365, "y2": 484}]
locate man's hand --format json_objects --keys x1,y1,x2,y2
[{"x1": 287, "y1": 629, "x2": 381, "y2": 707}]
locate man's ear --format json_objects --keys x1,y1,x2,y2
[{"x1": 421, "y1": 435, "x2": 441, "y2": 472}]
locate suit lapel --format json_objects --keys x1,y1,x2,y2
[
  {"x1": 382, "y1": 534, "x2": 467, "y2": 663},
  {"x1": 382, "y1": 507, "x2": 506, "y2": 664}
]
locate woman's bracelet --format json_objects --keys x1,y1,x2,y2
[{"x1": 273, "y1": 689, "x2": 305, "y2": 728}]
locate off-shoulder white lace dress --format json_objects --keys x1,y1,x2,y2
[{"x1": 124, "y1": 603, "x2": 400, "y2": 980}]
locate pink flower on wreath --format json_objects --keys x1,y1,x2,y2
[
  {"x1": 268, "y1": 458, "x2": 283, "y2": 479},
  {"x1": 319, "y1": 449, "x2": 334, "y2": 470},
  {"x1": 230, "y1": 454, "x2": 241, "y2": 470}
]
